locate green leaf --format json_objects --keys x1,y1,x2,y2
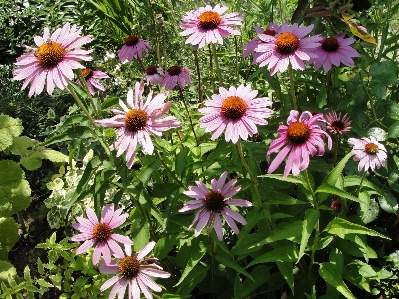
[
  {"x1": 0, "y1": 115, "x2": 23, "y2": 151},
  {"x1": 0, "y1": 160, "x2": 23, "y2": 189},
  {"x1": 237, "y1": 265, "x2": 269, "y2": 298},
  {"x1": 319, "y1": 152, "x2": 352, "y2": 202},
  {"x1": 215, "y1": 253, "x2": 254, "y2": 281},
  {"x1": 297, "y1": 209, "x2": 319, "y2": 263},
  {"x1": 370, "y1": 60, "x2": 398, "y2": 86},
  {"x1": 388, "y1": 121, "x2": 399, "y2": 138},
  {"x1": 316, "y1": 183, "x2": 363, "y2": 204},
  {"x1": 42, "y1": 126, "x2": 94, "y2": 146},
  {"x1": 247, "y1": 245, "x2": 299, "y2": 267},
  {"x1": 132, "y1": 222, "x2": 150, "y2": 252},
  {"x1": 259, "y1": 174, "x2": 305, "y2": 185},
  {"x1": 0, "y1": 261, "x2": 17, "y2": 283},
  {"x1": 319, "y1": 263, "x2": 356, "y2": 299},
  {"x1": 277, "y1": 261, "x2": 294, "y2": 295},
  {"x1": 0, "y1": 217, "x2": 19, "y2": 260},
  {"x1": 378, "y1": 191, "x2": 398, "y2": 213},
  {"x1": 9, "y1": 136, "x2": 35, "y2": 156},
  {"x1": 175, "y1": 241, "x2": 207, "y2": 287},
  {"x1": 0, "y1": 178, "x2": 32, "y2": 218},
  {"x1": 362, "y1": 198, "x2": 379, "y2": 224},
  {"x1": 324, "y1": 218, "x2": 389, "y2": 239},
  {"x1": 176, "y1": 265, "x2": 208, "y2": 296},
  {"x1": 232, "y1": 221, "x2": 302, "y2": 255}
]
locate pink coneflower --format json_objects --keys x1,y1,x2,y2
[
  {"x1": 118, "y1": 36, "x2": 150, "y2": 62},
  {"x1": 95, "y1": 82, "x2": 182, "y2": 169},
  {"x1": 77, "y1": 68, "x2": 109, "y2": 95},
  {"x1": 70, "y1": 204, "x2": 133, "y2": 265},
  {"x1": 199, "y1": 84, "x2": 273, "y2": 144},
  {"x1": 348, "y1": 136, "x2": 387, "y2": 172},
  {"x1": 13, "y1": 22, "x2": 93, "y2": 97},
  {"x1": 254, "y1": 23, "x2": 322, "y2": 75},
  {"x1": 310, "y1": 33, "x2": 360, "y2": 72},
  {"x1": 242, "y1": 23, "x2": 281, "y2": 62},
  {"x1": 179, "y1": 172, "x2": 252, "y2": 241},
  {"x1": 143, "y1": 66, "x2": 164, "y2": 85},
  {"x1": 267, "y1": 110, "x2": 332, "y2": 178},
  {"x1": 160, "y1": 65, "x2": 191, "y2": 90},
  {"x1": 99, "y1": 242, "x2": 170, "y2": 299},
  {"x1": 325, "y1": 111, "x2": 352, "y2": 134},
  {"x1": 179, "y1": 4, "x2": 242, "y2": 48}
]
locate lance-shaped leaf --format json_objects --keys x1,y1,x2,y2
[{"x1": 324, "y1": 218, "x2": 390, "y2": 239}]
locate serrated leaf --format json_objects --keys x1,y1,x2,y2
[
  {"x1": 0, "y1": 115, "x2": 23, "y2": 151},
  {"x1": 319, "y1": 262, "x2": 356, "y2": 299},
  {"x1": 324, "y1": 218, "x2": 389, "y2": 239},
  {"x1": 247, "y1": 245, "x2": 299, "y2": 267}
]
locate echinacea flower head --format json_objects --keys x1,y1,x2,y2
[
  {"x1": 325, "y1": 110, "x2": 351, "y2": 134},
  {"x1": 160, "y1": 65, "x2": 191, "y2": 90},
  {"x1": 310, "y1": 33, "x2": 360, "y2": 72},
  {"x1": 267, "y1": 110, "x2": 332, "y2": 178},
  {"x1": 179, "y1": 172, "x2": 252, "y2": 241},
  {"x1": 179, "y1": 4, "x2": 242, "y2": 48},
  {"x1": 77, "y1": 68, "x2": 109, "y2": 95},
  {"x1": 13, "y1": 22, "x2": 93, "y2": 97},
  {"x1": 143, "y1": 66, "x2": 164, "y2": 86},
  {"x1": 242, "y1": 23, "x2": 281, "y2": 60},
  {"x1": 199, "y1": 84, "x2": 273, "y2": 144},
  {"x1": 99, "y1": 242, "x2": 170, "y2": 299},
  {"x1": 255, "y1": 23, "x2": 322, "y2": 75},
  {"x1": 118, "y1": 36, "x2": 151, "y2": 62},
  {"x1": 70, "y1": 204, "x2": 133, "y2": 265},
  {"x1": 348, "y1": 136, "x2": 387, "y2": 172},
  {"x1": 95, "y1": 82, "x2": 182, "y2": 169}
]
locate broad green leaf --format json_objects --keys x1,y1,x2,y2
[
  {"x1": 232, "y1": 221, "x2": 302, "y2": 255},
  {"x1": 132, "y1": 222, "x2": 150, "y2": 252},
  {"x1": 316, "y1": 183, "x2": 362, "y2": 203},
  {"x1": 9, "y1": 136, "x2": 35, "y2": 156},
  {"x1": 324, "y1": 218, "x2": 389, "y2": 239},
  {"x1": 41, "y1": 150, "x2": 67, "y2": 163},
  {"x1": 350, "y1": 260, "x2": 377, "y2": 278},
  {"x1": 329, "y1": 249, "x2": 344, "y2": 275},
  {"x1": 319, "y1": 152, "x2": 352, "y2": 202},
  {"x1": 362, "y1": 198, "x2": 379, "y2": 224},
  {"x1": 388, "y1": 121, "x2": 399, "y2": 138},
  {"x1": 0, "y1": 179, "x2": 31, "y2": 218},
  {"x1": 0, "y1": 261, "x2": 17, "y2": 283},
  {"x1": 359, "y1": 190, "x2": 371, "y2": 221},
  {"x1": 237, "y1": 265, "x2": 269, "y2": 298},
  {"x1": 0, "y1": 160, "x2": 23, "y2": 189},
  {"x1": 277, "y1": 261, "x2": 294, "y2": 295},
  {"x1": 378, "y1": 191, "x2": 398, "y2": 213},
  {"x1": 370, "y1": 61, "x2": 398, "y2": 86},
  {"x1": 215, "y1": 252, "x2": 254, "y2": 281},
  {"x1": 265, "y1": 190, "x2": 307, "y2": 205},
  {"x1": 20, "y1": 152, "x2": 45, "y2": 170},
  {"x1": 344, "y1": 234, "x2": 377, "y2": 262},
  {"x1": 42, "y1": 126, "x2": 94, "y2": 146},
  {"x1": 297, "y1": 209, "x2": 319, "y2": 263},
  {"x1": 0, "y1": 115, "x2": 23, "y2": 151},
  {"x1": 247, "y1": 245, "x2": 299, "y2": 267},
  {"x1": 259, "y1": 173, "x2": 305, "y2": 185},
  {"x1": 0, "y1": 217, "x2": 19, "y2": 260},
  {"x1": 319, "y1": 262, "x2": 356, "y2": 299},
  {"x1": 175, "y1": 241, "x2": 207, "y2": 287},
  {"x1": 176, "y1": 264, "x2": 208, "y2": 296}
]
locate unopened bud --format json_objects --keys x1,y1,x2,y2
[{"x1": 331, "y1": 199, "x2": 344, "y2": 212}]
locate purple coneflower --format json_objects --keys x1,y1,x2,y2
[
  {"x1": 242, "y1": 23, "x2": 281, "y2": 62},
  {"x1": 324, "y1": 111, "x2": 352, "y2": 134},
  {"x1": 118, "y1": 35, "x2": 150, "y2": 62},
  {"x1": 267, "y1": 110, "x2": 332, "y2": 178},
  {"x1": 95, "y1": 82, "x2": 182, "y2": 168},
  {"x1": 99, "y1": 242, "x2": 170, "y2": 299},
  {"x1": 199, "y1": 84, "x2": 273, "y2": 144},
  {"x1": 13, "y1": 22, "x2": 93, "y2": 97},
  {"x1": 77, "y1": 68, "x2": 109, "y2": 95},
  {"x1": 348, "y1": 136, "x2": 387, "y2": 172},
  {"x1": 179, "y1": 4, "x2": 242, "y2": 48},
  {"x1": 254, "y1": 23, "x2": 322, "y2": 75},
  {"x1": 179, "y1": 172, "x2": 252, "y2": 241},
  {"x1": 160, "y1": 65, "x2": 191, "y2": 90},
  {"x1": 310, "y1": 33, "x2": 360, "y2": 72},
  {"x1": 70, "y1": 204, "x2": 133, "y2": 265},
  {"x1": 143, "y1": 66, "x2": 164, "y2": 86}
]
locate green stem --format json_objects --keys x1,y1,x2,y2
[
  {"x1": 77, "y1": 70, "x2": 100, "y2": 119},
  {"x1": 137, "y1": 58, "x2": 146, "y2": 73},
  {"x1": 161, "y1": 23, "x2": 167, "y2": 69},
  {"x1": 193, "y1": 49, "x2": 203, "y2": 104},
  {"x1": 358, "y1": 69, "x2": 389, "y2": 130},
  {"x1": 275, "y1": 74, "x2": 285, "y2": 116},
  {"x1": 147, "y1": 0, "x2": 161, "y2": 66},
  {"x1": 155, "y1": 150, "x2": 187, "y2": 189},
  {"x1": 333, "y1": 134, "x2": 339, "y2": 167},
  {"x1": 17, "y1": 211, "x2": 27, "y2": 235},
  {"x1": 288, "y1": 63, "x2": 297, "y2": 110},
  {"x1": 234, "y1": 36, "x2": 239, "y2": 83},
  {"x1": 211, "y1": 44, "x2": 223, "y2": 85},
  {"x1": 179, "y1": 89, "x2": 199, "y2": 147},
  {"x1": 236, "y1": 140, "x2": 273, "y2": 231},
  {"x1": 208, "y1": 45, "x2": 216, "y2": 93},
  {"x1": 66, "y1": 84, "x2": 96, "y2": 126},
  {"x1": 355, "y1": 171, "x2": 367, "y2": 196}
]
